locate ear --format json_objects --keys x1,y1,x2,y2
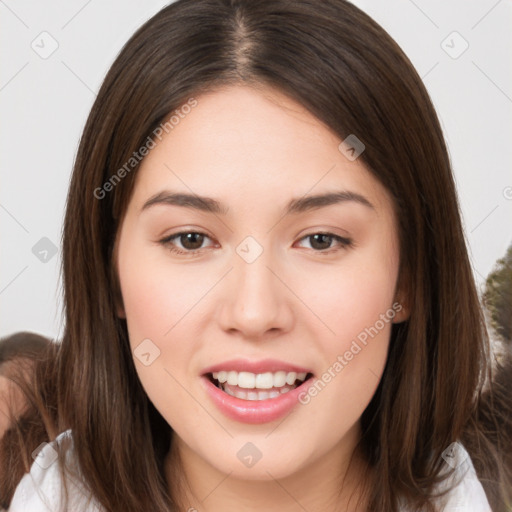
[
  {"x1": 392, "y1": 273, "x2": 410, "y2": 323},
  {"x1": 391, "y1": 294, "x2": 410, "y2": 323},
  {"x1": 116, "y1": 296, "x2": 126, "y2": 319}
]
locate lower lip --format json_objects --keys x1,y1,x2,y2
[{"x1": 201, "y1": 376, "x2": 314, "y2": 424}]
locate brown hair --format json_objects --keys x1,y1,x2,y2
[
  {"x1": 2, "y1": 0, "x2": 511, "y2": 510},
  {"x1": 0, "y1": 331, "x2": 51, "y2": 370},
  {"x1": 0, "y1": 332, "x2": 56, "y2": 509}
]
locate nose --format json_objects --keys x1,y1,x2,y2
[{"x1": 216, "y1": 247, "x2": 295, "y2": 339}]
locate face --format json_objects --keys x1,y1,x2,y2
[
  {"x1": 114, "y1": 84, "x2": 408, "y2": 482},
  {"x1": 0, "y1": 375, "x2": 12, "y2": 436},
  {"x1": 0, "y1": 364, "x2": 28, "y2": 437}
]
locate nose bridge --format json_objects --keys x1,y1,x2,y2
[
  {"x1": 217, "y1": 236, "x2": 293, "y2": 336},
  {"x1": 236, "y1": 255, "x2": 276, "y2": 308}
]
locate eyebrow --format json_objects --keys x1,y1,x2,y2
[{"x1": 140, "y1": 189, "x2": 375, "y2": 216}]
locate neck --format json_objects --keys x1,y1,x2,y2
[{"x1": 165, "y1": 424, "x2": 370, "y2": 512}]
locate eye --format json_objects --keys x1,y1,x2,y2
[
  {"x1": 158, "y1": 231, "x2": 353, "y2": 256},
  {"x1": 295, "y1": 232, "x2": 353, "y2": 253},
  {"x1": 159, "y1": 231, "x2": 215, "y2": 255}
]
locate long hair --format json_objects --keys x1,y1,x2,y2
[
  {"x1": 0, "y1": 333, "x2": 58, "y2": 509},
  {"x1": 2, "y1": 0, "x2": 511, "y2": 510}
]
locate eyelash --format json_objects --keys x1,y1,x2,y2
[{"x1": 158, "y1": 231, "x2": 353, "y2": 256}]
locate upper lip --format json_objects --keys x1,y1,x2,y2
[{"x1": 201, "y1": 358, "x2": 313, "y2": 376}]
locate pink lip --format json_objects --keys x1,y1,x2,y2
[
  {"x1": 201, "y1": 376, "x2": 314, "y2": 425},
  {"x1": 201, "y1": 358, "x2": 312, "y2": 375}
]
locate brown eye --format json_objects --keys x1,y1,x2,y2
[
  {"x1": 296, "y1": 233, "x2": 352, "y2": 252},
  {"x1": 309, "y1": 234, "x2": 334, "y2": 250},
  {"x1": 178, "y1": 232, "x2": 205, "y2": 250},
  {"x1": 159, "y1": 231, "x2": 213, "y2": 255}
]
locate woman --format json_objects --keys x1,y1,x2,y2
[
  {"x1": 3, "y1": 0, "x2": 511, "y2": 510},
  {"x1": 0, "y1": 332, "x2": 55, "y2": 511},
  {"x1": 0, "y1": 331, "x2": 52, "y2": 437}
]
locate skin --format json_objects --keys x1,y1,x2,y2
[
  {"x1": 0, "y1": 375, "x2": 13, "y2": 437},
  {"x1": 114, "y1": 84, "x2": 409, "y2": 511},
  {"x1": 0, "y1": 364, "x2": 28, "y2": 438}
]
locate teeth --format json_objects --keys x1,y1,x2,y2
[
  {"x1": 285, "y1": 372, "x2": 297, "y2": 385},
  {"x1": 217, "y1": 371, "x2": 228, "y2": 383},
  {"x1": 255, "y1": 372, "x2": 273, "y2": 389},
  {"x1": 238, "y1": 371, "x2": 255, "y2": 389},
  {"x1": 273, "y1": 371, "x2": 287, "y2": 387},
  {"x1": 223, "y1": 386, "x2": 293, "y2": 400},
  {"x1": 211, "y1": 370, "x2": 308, "y2": 389}
]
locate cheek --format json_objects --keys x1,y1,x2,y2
[
  {"x1": 117, "y1": 250, "x2": 200, "y2": 423},
  {"x1": 116, "y1": 238, "x2": 210, "y2": 417},
  {"x1": 337, "y1": 269, "x2": 396, "y2": 346},
  {"x1": 297, "y1": 235, "x2": 399, "y2": 408},
  {"x1": 118, "y1": 241, "x2": 203, "y2": 345},
  {"x1": 298, "y1": 249, "x2": 398, "y2": 353},
  {"x1": 312, "y1": 273, "x2": 395, "y2": 406},
  {"x1": 295, "y1": 271, "x2": 396, "y2": 447}
]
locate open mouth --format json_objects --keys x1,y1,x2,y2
[{"x1": 207, "y1": 370, "x2": 314, "y2": 401}]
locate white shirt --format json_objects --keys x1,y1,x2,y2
[
  {"x1": 8, "y1": 430, "x2": 492, "y2": 511},
  {"x1": 8, "y1": 430, "x2": 103, "y2": 512}
]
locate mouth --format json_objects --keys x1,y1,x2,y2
[
  {"x1": 200, "y1": 359, "x2": 316, "y2": 423},
  {"x1": 206, "y1": 370, "x2": 314, "y2": 401}
]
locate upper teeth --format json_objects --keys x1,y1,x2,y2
[{"x1": 212, "y1": 371, "x2": 308, "y2": 389}]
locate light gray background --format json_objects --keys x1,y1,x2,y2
[{"x1": 1, "y1": 0, "x2": 511, "y2": 341}]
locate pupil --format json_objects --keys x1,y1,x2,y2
[
  {"x1": 310, "y1": 234, "x2": 331, "y2": 250},
  {"x1": 182, "y1": 233, "x2": 204, "y2": 250}
]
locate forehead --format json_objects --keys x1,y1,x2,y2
[{"x1": 129, "y1": 84, "x2": 392, "y2": 215}]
